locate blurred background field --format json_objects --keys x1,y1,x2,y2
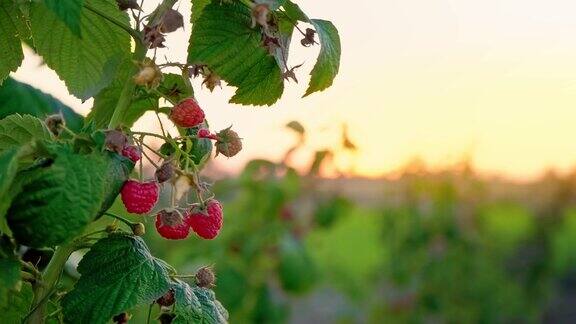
[{"x1": 95, "y1": 123, "x2": 576, "y2": 323}]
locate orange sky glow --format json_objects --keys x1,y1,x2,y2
[{"x1": 11, "y1": 0, "x2": 576, "y2": 181}]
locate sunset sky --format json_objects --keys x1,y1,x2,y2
[{"x1": 12, "y1": 0, "x2": 576, "y2": 180}]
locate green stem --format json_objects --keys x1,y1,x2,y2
[
  {"x1": 27, "y1": 241, "x2": 78, "y2": 324},
  {"x1": 85, "y1": 3, "x2": 142, "y2": 42},
  {"x1": 108, "y1": 42, "x2": 147, "y2": 129}
]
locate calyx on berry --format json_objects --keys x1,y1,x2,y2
[
  {"x1": 188, "y1": 199, "x2": 223, "y2": 240},
  {"x1": 155, "y1": 209, "x2": 191, "y2": 240}
]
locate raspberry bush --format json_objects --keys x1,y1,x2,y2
[{"x1": 0, "y1": 0, "x2": 340, "y2": 323}]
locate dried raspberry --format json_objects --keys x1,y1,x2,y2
[
  {"x1": 170, "y1": 98, "x2": 205, "y2": 128},
  {"x1": 156, "y1": 289, "x2": 175, "y2": 306},
  {"x1": 155, "y1": 209, "x2": 191, "y2": 240},
  {"x1": 121, "y1": 180, "x2": 159, "y2": 214},
  {"x1": 112, "y1": 312, "x2": 131, "y2": 324},
  {"x1": 155, "y1": 161, "x2": 175, "y2": 183},
  {"x1": 105, "y1": 130, "x2": 128, "y2": 153},
  {"x1": 121, "y1": 145, "x2": 141, "y2": 162},
  {"x1": 215, "y1": 127, "x2": 242, "y2": 157},
  {"x1": 187, "y1": 199, "x2": 223, "y2": 239},
  {"x1": 195, "y1": 266, "x2": 216, "y2": 288}
]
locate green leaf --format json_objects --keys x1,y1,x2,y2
[
  {"x1": 0, "y1": 282, "x2": 33, "y2": 324},
  {"x1": 97, "y1": 151, "x2": 134, "y2": 217},
  {"x1": 0, "y1": 0, "x2": 25, "y2": 84},
  {"x1": 61, "y1": 234, "x2": 171, "y2": 324},
  {"x1": 158, "y1": 73, "x2": 193, "y2": 103},
  {"x1": 0, "y1": 78, "x2": 84, "y2": 131},
  {"x1": 29, "y1": 0, "x2": 131, "y2": 100},
  {"x1": 0, "y1": 114, "x2": 53, "y2": 153},
  {"x1": 0, "y1": 147, "x2": 24, "y2": 229},
  {"x1": 192, "y1": 286, "x2": 229, "y2": 324},
  {"x1": 281, "y1": 0, "x2": 309, "y2": 22},
  {"x1": 186, "y1": 125, "x2": 213, "y2": 167},
  {"x1": 6, "y1": 144, "x2": 126, "y2": 247},
  {"x1": 172, "y1": 280, "x2": 202, "y2": 324},
  {"x1": 303, "y1": 19, "x2": 341, "y2": 97},
  {"x1": 191, "y1": 0, "x2": 211, "y2": 24},
  {"x1": 45, "y1": 0, "x2": 84, "y2": 37},
  {"x1": 255, "y1": 0, "x2": 285, "y2": 10},
  {"x1": 87, "y1": 60, "x2": 164, "y2": 129},
  {"x1": 188, "y1": 1, "x2": 284, "y2": 106},
  {"x1": 0, "y1": 235, "x2": 20, "y2": 306}
]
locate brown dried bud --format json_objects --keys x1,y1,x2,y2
[
  {"x1": 143, "y1": 24, "x2": 166, "y2": 49},
  {"x1": 159, "y1": 9, "x2": 184, "y2": 33},
  {"x1": 44, "y1": 114, "x2": 65, "y2": 136},
  {"x1": 105, "y1": 129, "x2": 127, "y2": 154},
  {"x1": 201, "y1": 73, "x2": 221, "y2": 92},
  {"x1": 112, "y1": 312, "x2": 131, "y2": 324},
  {"x1": 195, "y1": 266, "x2": 216, "y2": 288},
  {"x1": 301, "y1": 28, "x2": 317, "y2": 47},
  {"x1": 156, "y1": 289, "x2": 175, "y2": 307},
  {"x1": 155, "y1": 161, "x2": 175, "y2": 183},
  {"x1": 116, "y1": 0, "x2": 139, "y2": 11}
]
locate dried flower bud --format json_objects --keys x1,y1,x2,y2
[
  {"x1": 159, "y1": 9, "x2": 184, "y2": 33},
  {"x1": 155, "y1": 161, "x2": 175, "y2": 183},
  {"x1": 44, "y1": 114, "x2": 65, "y2": 136},
  {"x1": 105, "y1": 129, "x2": 127, "y2": 153},
  {"x1": 195, "y1": 266, "x2": 216, "y2": 288}
]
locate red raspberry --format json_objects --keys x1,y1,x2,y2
[
  {"x1": 170, "y1": 98, "x2": 205, "y2": 128},
  {"x1": 187, "y1": 199, "x2": 223, "y2": 239},
  {"x1": 197, "y1": 128, "x2": 216, "y2": 139},
  {"x1": 121, "y1": 145, "x2": 141, "y2": 162},
  {"x1": 155, "y1": 209, "x2": 191, "y2": 240},
  {"x1": 120, "y1": 180, "x2": 159, "y2": 214}
]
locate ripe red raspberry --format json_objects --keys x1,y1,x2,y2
[
  {"x1": 121, "y1": 180, "x2": 159, "y2": 214},
  {"x1": 170, "y1": 98, "x2": 205, "y2": 128},
  {"x1": 121, "y1": 145, "x2": 141, "y2": 162},
  {"x1": 197, "y1": 128, "x2": 216, "y2": 139},
  {"x1": 215, "y1": 127, "x2": 242, "y2": 157},
  {"x1": 187, "y1": 199, "x2": 223, "y2": 239},
  {"x1": 155, "y1": 209, "x2": 191, "y2": 240}
]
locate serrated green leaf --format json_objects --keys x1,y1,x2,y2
[
  {"x1": 29, "y1": 0, "x2": 131, "y2": 100},
  {"x1": 172, "y1": 280, "x2": 203, "y2": 324},
  {"x1": 188, "y1": 1, "x2": 284, "y2": 106},
  {"x1": 193, "y1": 286, "x2": 229, "y2": 324},
  {"x1": 0, "y1": 114, "x2": 53, "y2": 153},
  {"x1": 191, "y1": 0, "x2": 211, "y2": 24},
  {"x1": 0, "y1": 78, "x2": 84, "y2": 131},
  {"x1": 281, "y1": 0, "x2": 309, "y2": 22},
  {"x1": 0, "y1": 281, "x2": 33, "y2": 324},
  {"x1": 45, "y1": 0, "x2": 84, "y2": 37},
  {"x1": 6, "y1": 144, "x2": 129, "y2": 247},
  {"x1": 61, "y1": 234, "x2": 171, "y2": 324},
  {"x1": 0, "y1": 0, "x2": 25, "y2": 84},
  {"x1": 303, "y1": 19, "x2": 341, "y2": 97},
  {"x1": 186, "y1": 125, "x2": 213, "y2": 168}
]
